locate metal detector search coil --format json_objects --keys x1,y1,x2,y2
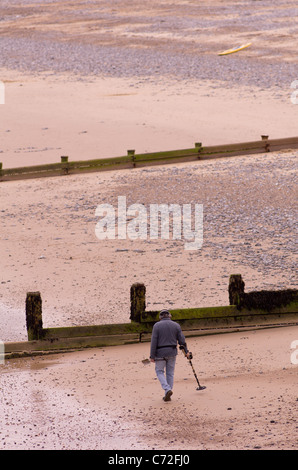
[{"x1": 180, "y1": 345, "x2": 206, "y2": 391}]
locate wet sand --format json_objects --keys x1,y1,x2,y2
[
  {"x1": 1, "y1": 72, "x2": 298, "y2": 170},
  {"x1": 1, "y1": 326, "x2": 297, "y2": 450},
  {"x1": 1, "y1": 0, "x2": 298, "y2": 169}
]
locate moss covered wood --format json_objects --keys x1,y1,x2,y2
[
  {"x1": 26, "y1": 292, "x2": 43, "y2": 340},
  {"x1": 229, "y1": 274, "x2": 245, "y2": 308},
  {"x1": 130, "y1": 283, "x2": 146, "y2": 322},
  {"x1": 1, "y1": 137, "x2": 298, "y2": 182},
  {"x1": 243, "y1": 289, "x2": 297, "y2": 312}
]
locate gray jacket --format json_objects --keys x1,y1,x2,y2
[{"x1": 150, "y1": 317, "x2": 188, "y2": 359}]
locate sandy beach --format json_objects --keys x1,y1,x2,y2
[
  {"x1": 1, "y1": 150, "x2": 297, "y2": 343},
  {"x1": 1, "y1": 72, "x2": 298, "y2": 170},
  {"x1": 0, "y1": 0, "x2": 297, "y2": 451},
  {"x1": 1, "y1": 326, "x2": 298, "y2": 450}
]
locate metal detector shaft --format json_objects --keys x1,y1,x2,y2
[
  {"x1": 188, "y1": 358, "x2": 206, "y2": 390},
  {"x1": 180, "y1": 346, "x2": 206, "y2": 391}
]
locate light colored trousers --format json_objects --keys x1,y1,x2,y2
[{"x1": 155, "y1": 356, "x2": 176, "y2": 394}]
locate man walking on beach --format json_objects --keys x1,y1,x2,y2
[{"x1": 150, "y1": 309, "x2": 190, "y2": 401}]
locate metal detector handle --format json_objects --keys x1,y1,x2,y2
[{"x1": 179, "y1": 345, "x2": 193, "y2": 360}]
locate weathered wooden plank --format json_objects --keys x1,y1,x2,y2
[
  {"x1": 1, "y1": 136, "x2": 297, "y2": 183},
  {"x1": 4, "y1": 333, "x2": 141, "y2": 355},
  {"x1": 42, "y1": 322, "x2": 151, "y2": 339},
  {"x1": 201, "y1": 140, "x2": 266, "y2": 155},
  {"x1": 142, "y1": 302, "x2": 298, "y2": 323},
  {"x1": 269, "y1": 137, "x2": 298, "y2": 146},
  {"x1": 134, "y1": 148, "x2": 198, "y2": 161}
]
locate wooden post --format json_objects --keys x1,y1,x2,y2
[
  {"x1": 0, "y1": 340, "x2": 4, "y2": 365},
  {"x1": 128, "y1": 150, "x2": 136, "y2": 168},
  {"x1": 228, "y1": 274, "x2": 245, "y2": 309},
  {"x1": 130, "y1": 283, "x2": 146, "y2": 322},
  {"x1": 26, "y1": 292, "x2": 43, "y2": 340},
  {"x1": 195, "y1": 142, "x2": 202, "y2": 159},
  {"x1": 61, "y1": 156, "x2": 69, "y2": 174},
  {"x1": 261, "y1": 135, "x2": 270, "y2": 152}
]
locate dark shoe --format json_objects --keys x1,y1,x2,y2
[{"x1": 163, "y1": 390, "x2": 173, "y2": 402}]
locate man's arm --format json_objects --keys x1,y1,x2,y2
[
  {"x1": 150, "y1": 324, "x2": 158, "y2": 361},
  {"x1": 177, "y1": 325, "x2": 190, "y2": 356}
]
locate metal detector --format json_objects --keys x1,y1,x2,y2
[{"x1": 180, "y1": 345, "x2": 206, "y2": 391}]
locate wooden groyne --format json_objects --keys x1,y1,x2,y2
[
  {"x1": 3, "y1": 275, "x2": 298, "y2": 359},
  {"x1": 1, "y1": 135, "x2": 297, "y2": 182}
]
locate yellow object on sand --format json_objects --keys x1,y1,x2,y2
[{"x1": 218, "y1": 43, "x2": 252, "y2": 56}]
